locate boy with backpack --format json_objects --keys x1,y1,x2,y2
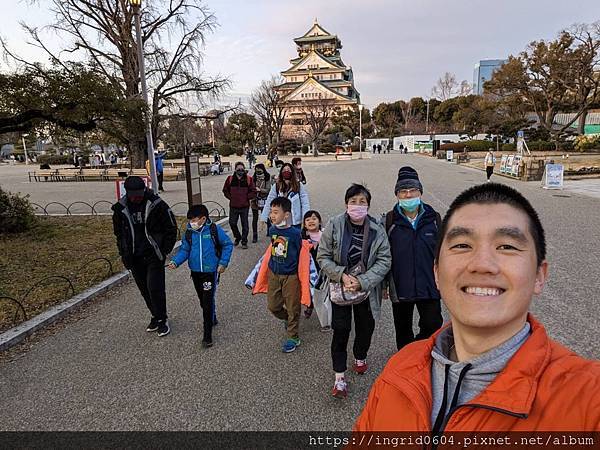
[
  {"x1": 383, "y1": 166, "x2": 443, "y2": 350},
  {"x1": 168, "y1": 205, "x2": 233, "y2": 347}
]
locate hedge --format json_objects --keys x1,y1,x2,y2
[
  {"x1": 37, "y1": 154, "x2": 72, "y2": 165},
  {"x1": 0, "y1": 187, "x2": 37, "y2": 233}
]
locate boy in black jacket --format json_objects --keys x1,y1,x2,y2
[{"x1": 112, "y1": 176, "x2": 177, "y2": 336}]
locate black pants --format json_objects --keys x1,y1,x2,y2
[
  {"x1": 229, "y1": 207, "x2": 249, "y2": 244},
  {"x1": 130, "y1": 258, "x2": 167, "y2": 321},
  {"x1": 157, "y1": 172, "x2": 164, "y2": 191},
  {"x1": 391, "y1": 299, "x2": 443, "y2": 350},
  {"x1": 251, "y1": 207, "x2": 262, "y2": 239},
  {"x1": 190, "y1": 271, "x2": 217, "y2": 341},
  {"x1": 486, "y1": 166, "x2": 494, "y2": 180},
  {"x1": 331, "y1": 300, "x2": 375, "y2": 373}
]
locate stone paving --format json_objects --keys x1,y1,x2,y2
[{"x1": 0, "y1": 154, "x2": 598, "y2": 431}]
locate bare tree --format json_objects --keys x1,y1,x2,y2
[
  {"x1": 8, "y1": 0, "x2": 229, "y2": 167},
  {"x1": 249, "y1": 76, "x2": 286, "y2": 149},
  {"x1": 299, "y1": 99, "x2": 336, "y2": 156},
  {"x1": 431, "y1": 72, "x2": 471, "y2": 100}
]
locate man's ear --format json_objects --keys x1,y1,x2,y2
[
  {"x1": 534, "y1": 260, "x2": 549, "y2": 295},
  {"x1": 433, "y1": 260, "x2": 440, "y2": 290}
]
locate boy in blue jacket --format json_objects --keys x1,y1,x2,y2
[{"x1": 168, "y1": 205, "x2": 233, "y2": 347}]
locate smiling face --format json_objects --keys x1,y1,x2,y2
[
  {"x1": 304, "y1": 213, "x2": 320, "y2": 232},
  {"x1": 434, "y1": 203, "x2": 548, "y2": 337}
]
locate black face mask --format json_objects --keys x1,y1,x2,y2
[{"x1": 236, "y1": 169, "x2": 245, "y2": 177}]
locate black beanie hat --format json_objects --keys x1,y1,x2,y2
[
  {"x1": 395, "y1": 166, "x2": 423, "y2": 194},
  {"x1": 124, "y1": 176, "x2": 146, "y2": 196}
]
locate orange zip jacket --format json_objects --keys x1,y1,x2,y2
[
  {"x1": 354, "y1": 315, "x2": 600, "y2": 432},
  {"x1": 252, "y1": 240, "x2": 313, "y2": 307}
]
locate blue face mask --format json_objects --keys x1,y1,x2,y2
[{"x1": 398, "y1": 197, "x2": 421, "y2": 213}]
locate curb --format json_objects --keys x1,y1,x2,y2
[{"x1": 0, "y1": 216, "x2": 229, "y2": 352}]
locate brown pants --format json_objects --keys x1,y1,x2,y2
[{"x1": 267, "y1": 270, "x2": 301, "y2": 339}]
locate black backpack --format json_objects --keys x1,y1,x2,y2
[
  {"x1": 184, "y1": 222, "x2": 222, "y2": 259},
  {"x1": 384, "y1": 208, "x2": 441, "y2": 237}
]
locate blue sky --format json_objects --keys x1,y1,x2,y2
[{"x1": 3, "y1": 0, "x2": 600, "y2": 109}]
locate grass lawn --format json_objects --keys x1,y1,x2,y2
[{"x1": 0, "y1": 215, "x2": 190, "y2": 334}]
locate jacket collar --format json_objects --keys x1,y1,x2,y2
[{"x1": 382, "y1": 314, "x2": 552, "y2": 417}]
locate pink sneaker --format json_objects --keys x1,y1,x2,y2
[{"x1": 353, "y1": 359, "x2": 368, "y2": 375}]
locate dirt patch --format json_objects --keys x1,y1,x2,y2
[{"x1": 0, "y1": 215, "x2": 191, "y2": 334}]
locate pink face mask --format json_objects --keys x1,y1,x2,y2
[{"x1": 347, "y1": 204, "x2": 368, "y2": 222}]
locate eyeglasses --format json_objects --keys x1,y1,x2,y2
[{"x1": 397, "y1": 188, "x2": 420, "y2": 197}]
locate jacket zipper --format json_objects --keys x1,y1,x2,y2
[
  {"x1": 198, "y1": 228, "x2": 204, "y2": 272},
  {"x1": 431, "y1": 404, "x2": 527, "y2": 450}
]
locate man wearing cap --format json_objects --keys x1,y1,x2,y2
[
  {"x1": 112, "y1": 176, "x2": 178, "y2": 336},
  {"x1": 383, "y1": 166, "x2": 443, "y2": 350}
]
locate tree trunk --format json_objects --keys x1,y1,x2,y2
[
  {"x1": 312, "y1": 141, "x2": 319, "y2": 157},
  {"x1": 578, "y1": 109, "x2": 588, "y2": 136},
  {"x1": 130, "y1": 140, "x2": 147, "y2": 169}
]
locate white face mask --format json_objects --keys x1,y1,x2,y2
[{"x1": 190, "y1": 221, "x2": 203, "y2": 230}]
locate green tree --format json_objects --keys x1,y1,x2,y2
[{"x1": 224, "y1": 112, "x2": 258, "y2": 151}]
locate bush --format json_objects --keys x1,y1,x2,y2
[
  {"x1": 440, "y1": 140, "x2": 493, "y2": 152},
  {"x1": 301, "y1": 145, "x2": 309, "y2": 155},
  {"x1": 319, "y1": 143, "x2": 334, "y2": 154},
  {"x1": 574, "y1": 135, "x2": 600, "y2": 151},
  {"x1": 526, "y1": 140, "x2": 555, "y2": 151},
  {"x1": 37, "y1": 154, "x2": 72, "y2": 165},
  {"x1": 218, "y1": 143, "x2": 236, "y2": 157},
  {"x1": 276, "y1": 139, "x2": 299, "y2": 155},
  {"x1": 502, "y1": 143, "x2": 516, "y2": 152},
  {"x1": 0, "y1": 187, "x2": 37, "y2": 233}
]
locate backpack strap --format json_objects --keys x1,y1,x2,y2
[
  {"x1": 210, "y1": 222, "x2": 222, "y2": 259},
  {"x1": 184, "y1": 229, "x2": 192, "y2": 246},
  {"x1": 385, "y1": 210, "x2": 396, "y2": 237},
  {"x1": 434, "y1": 211, "x2": 442, "y2": 232}
]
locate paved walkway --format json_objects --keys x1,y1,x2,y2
[{"x1": 1, "y1": 155, "x2": 599, "y2": 431}]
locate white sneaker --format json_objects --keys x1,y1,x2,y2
[{"x1": 332, "y1": 379, "x2": 348, "y2": 398}]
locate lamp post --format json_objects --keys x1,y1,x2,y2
[
  {"x1": 22, "y1": 134, "x2": 29, "y2": 165},
  {"x1": 358, "y1": 103, "x2": 364, "y2": 160},
  {"x1": 210, "y1": 119, "x2": 215, "y2": 148},
  {"x1": 130, "y1": 0, "x2": 158, "y2": 194},
  {"x1": 425, "y1": 97, "x2": 430, "y2": 134}
]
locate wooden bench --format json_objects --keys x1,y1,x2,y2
[
  {"x1": 163, "y1": 167, "x2": 185, "y2": 181},
  {"x1": 456, "y1": 153, "x2": 471, "y2": 164},
  {"x1": 103, "y1": 169, "x2": 130, "y2": 181},
  {"x1": 28, "y1": 170, "x2": 58, "y2": 182},
  {"x1": 55, "y1": 169, "x2": 80, "y2": 181},
  {"x1": 221, "y1": 162, "x2": 232, "y2": 172},
  {"x1": 77, "y1": 169, "x2": 106, "y2": 181}
]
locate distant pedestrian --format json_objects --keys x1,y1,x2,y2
[
  {"x1": 291, "y1": 157, "x2": 307, "y2": 184},
  {"x1": 377, "y1": 144, "x2": 382, "y2": 154},
  {"x1": 246, "y1": 147, "x2": 255, "y2": 169},
  {"x1": 168, "y1": 204, "x2": 233, "y2": 348},
  {"x1": 485, "y1": 148, "x2": 496, "y2": 182},
  {"x1": 111, "y1": 176, "x2": 177, "y2": 337},
  {"x1": 372, "y1": 144, "x2": 376, "y2": 154},
  {"x1": 251, "y1": 163, "x2": 273, "y2": 243},
  {"x1": 222, "y1": 162, "x2": 256, "y2": 249},
  {"x1": 383, "y1": 166, "x2": 443, "y2": 350},
  {"x1": 317, "y1": 184, "x2": 391, "y2": 399},
  {"x1": 146, "y1": 151, "x2": 166, "y2": 192}
]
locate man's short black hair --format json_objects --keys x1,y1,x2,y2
[
  {"x1": 187, "y1": 204, "x2": 209, "y2": 220},
  {"x1": 435, "y1": 183, "x2": 546, "y2": 267},
  {"x1": 344, "y1": 183, "x2": 371, "y2": 206},
  {"x1": 270, "y1": 196, "x2": 292, "y2": 213}
]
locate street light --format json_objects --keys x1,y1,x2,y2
[
  {"x1": 22, "y1": 133, "x2": 30, "y2": 165},
  {"x1": 130, "y1": 0, "x2": 158, "y2": 194},
  {"x1": 425, "y1": 98, "x2": 430, "y2": 133},
  {"x1": 358, "y1": 103, "x2": 364, "y2": 160},
  {"x1": 210, "y1": 119, "x2": 215, "y2": 148}
]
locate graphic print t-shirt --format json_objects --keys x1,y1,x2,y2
[{"x1": 268, "y1": 225, "x2": 302, "y2": 275}]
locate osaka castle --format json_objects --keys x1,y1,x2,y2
[{"x1": 275, "y1": 19, "x2": 361, "y2": 139}]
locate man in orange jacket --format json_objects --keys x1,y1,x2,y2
[{"x1": 355, "y1": 183, "x2": 600, "y2": 432}]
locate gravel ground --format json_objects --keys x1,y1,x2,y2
[{"x1": 0, "y1": 153, "x2": 598, "y2": 431}]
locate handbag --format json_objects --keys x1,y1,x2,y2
[{"x1": 329, "y1": 222, "x2": 370, "y2": 306}]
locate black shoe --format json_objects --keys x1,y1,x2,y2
[
  {"x1": 146, "y1": 317, "x2": 159, "y2": 332},
  {"x1": 241, "y1": 243, "x2": 248, "y2": 249},
  {"x1": 202, "y1": 339, "x2": 213, "y2": 348},
  {"x1": 157, "y1": 320, "x2": 170, "y2": 337},
  {"x1": 234, "y1": 239, "x2": 240, "y2": 246},
  {"x1": 252, "y1": 235, "x2": 258, "y2": 243},
  {"x1": 213, "y1": 317, "x2": 219, "y2": 326}
]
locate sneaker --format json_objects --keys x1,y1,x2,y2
[
  {"x1": 157, "y1": 320, "x2": 170, "y2": 337},
  {"x1": 241, "y1": 243, "x2": 248, "y2": 249},
  {"x1": 146, "y1": 317, "x2": 159, "y2": 332},
  {"x1": 282, "y1": 337, "x2": 301, "y2": 353},
  {"x1": 353, "y1": 359, "x2": 368, "y2": 375},
  {"x1": 213, "y1": 317, "x2": 219, "y2": 326},
  {"x1": 320, "y1": 325, "x2": 332, "y2": 333},
  {"x1": 234, "y1": 239, "x2": 240, "y2": 246},
  {"x1": 332, "y1": 379, "x2": 348, "y2": 398},
  {"x1": 202, "y1": 339, "x2": 213, "y2": 348},
  {"x1": 252, "y1": 235, "x2": 258, "y2": 243}
]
